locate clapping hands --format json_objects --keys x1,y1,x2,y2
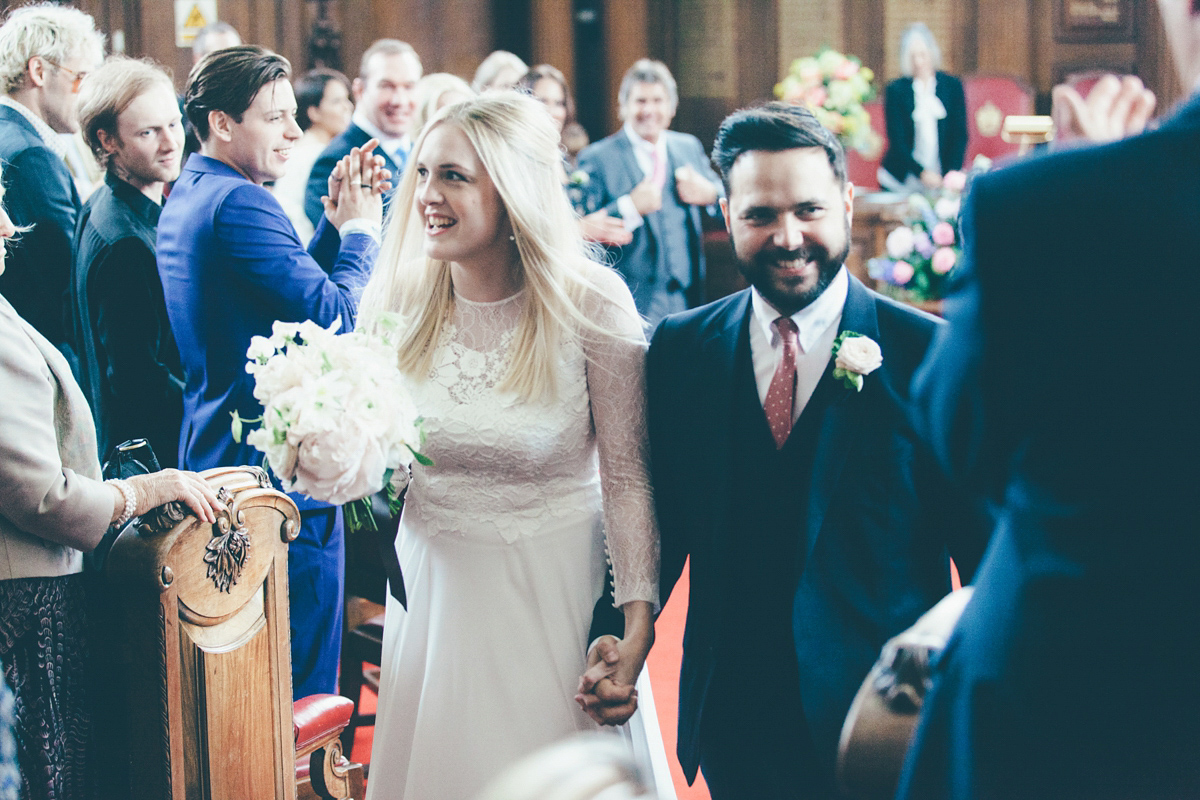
[
  {"x1": 322, "y1": 138, "x2": 393, "y2": 229},
  {"x1": 1052, "y1": 74, "x2": 1156, "y2": 147}
]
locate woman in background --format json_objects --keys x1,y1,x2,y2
[
  {"x1": 272, "y1": 68, "x2": 354, "y2": 241},
  {"x1": 879, "y1": 22, "x2": 967, "y2": 191},
  {"x1": 518, "y1": 65, "x2": 631, "y2": 247},
  {"x1": 410, "y1": 72, "x2": 474, "y2": 140},
  {"x1": 359, "y1": 92, "x2": 662, "y2": 799},
  {"x1": 472, "y1": 50, "x2": 528, "y2": 93},
  {"x1": 0, "y1": 174, "x2": 223, "y2": 800}
]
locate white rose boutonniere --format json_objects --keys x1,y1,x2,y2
[{"x1": 831, "y1": 331, "x2": 882, "y2": 391}]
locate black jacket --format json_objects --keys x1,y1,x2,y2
[
  {"x1": 71, "y1": 173, "x2": 183, "y2": 466},
  {"x1": 881, "y1": 72, "x2": 968, "y2": 182}
]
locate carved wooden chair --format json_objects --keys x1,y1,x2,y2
[
  {"x1": 963, "y1": 73, "x2": 1035, "y2": 166},
  {"x1": 104, "y1": 465, "x2": 364, "y2": 800}
]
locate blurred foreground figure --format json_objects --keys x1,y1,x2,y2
[{"x1": 897, "y1": 2, "x2": 1200, "y2": 798}]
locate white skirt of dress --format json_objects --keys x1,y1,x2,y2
[{"x1": 364, "y1": 507, "x2": 675, "y2": 800}]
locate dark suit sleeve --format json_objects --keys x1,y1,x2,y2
[
  {"x1": 910, "y1": 175, "x2": 1012, "y2": 500},
  {"x1": 217, "y1": 184, "x2": 375, "y2": 330},
  {"x1": 646, "y1": 319, "x2": 690, "y2": 607},
  {"x1": 939, "y1": 73, "x2": 969, "y2": 173},
  {"x1": 304, "y1": 148, "x2": 338, "y2": 229},
  {"x1": 2, "y1": 147, "x2": 78, "y2": 346},
  {"x1": 90, "y1": 237, "x2": 183, "y2": 456}
]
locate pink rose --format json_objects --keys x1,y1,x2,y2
[
  {"x1": 942, "y1": 170, "x2": 967, "y2": 192},
  {"x1": 834, "y1": 60, "x2": 858, "y2": 80},
  {"x1": 891, "y1": 261, "x2": 914, "y2": 285},
  {"x1": 932, "y1": 222, "x2": 956, "y2": 247},
  {"x1": 932, "y1": 247, "x2": 957, "y2": 274},
  {"x1": 806, "y1": 87, "x2": 828, "y2": 108}
]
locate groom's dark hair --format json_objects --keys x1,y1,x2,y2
[
  {"x1": 185, "y1": 45, "x2": 291, "y2": 142},
  {"x1": 711, "y1": 102, "x2": 847, "y2": 194}
]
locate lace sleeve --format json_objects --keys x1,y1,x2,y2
[{"x1": 582, "y1": 268, "x2": 660, "y2": 608}]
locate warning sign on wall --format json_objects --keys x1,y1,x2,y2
[{"x1": 175, "y1": 0, "x2": 218, "y2": 48}]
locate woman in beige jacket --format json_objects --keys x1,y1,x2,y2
[{"x1": 0, "y1": 175, "x2": 222, "y2": 800}]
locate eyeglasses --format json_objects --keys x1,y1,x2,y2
[{"x1": 41, "y1": 59, "x2": 87, "y2": 93}]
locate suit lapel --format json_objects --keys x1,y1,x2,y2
[
  {"x1": 801, "y1": 277, "x2": 880, "y2": 568},
  {"x1": 704, "y1": 291, "x2": 752, "y2": 553}
]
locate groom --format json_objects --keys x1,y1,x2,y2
[{"x1": 585, "y1": 103, "x2": 989, "y2": 798}]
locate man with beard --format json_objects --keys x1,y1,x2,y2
[
  {"x1": 72, "y1": 57, "x2": 186, "y2": 466},
  {"x1": 581, "y1": 102, "x2": 988, "y2": 798}
]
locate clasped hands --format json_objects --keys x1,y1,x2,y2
[
  {"x1": 575, "y1": 601, "x2": 655, "y2": 726},
  {"x1": 321, "y1": 138, "x2": 393, "y2": 229}
]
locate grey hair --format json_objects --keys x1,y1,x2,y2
[
  {"x1": 899, "y1": 22, "x2": 942, "y2": 77},
  {"x1": 190, "y1": 21, "x2": 241, "y2": 60},
  {"x1": 617, "y1": 58, "x2": 677, "y2": 115},
  {"x1": 0, "y1": 3, "x2": 105, "y2": 95}
]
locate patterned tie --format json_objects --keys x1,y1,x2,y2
[{"x1": 764, "y1": 316, "x2": 799, "y2": 449}]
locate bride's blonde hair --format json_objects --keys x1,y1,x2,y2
[{"x1": 359, "y1": 92, "x2": 641, "y2": 402}]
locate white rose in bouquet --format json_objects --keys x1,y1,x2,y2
[{"x1": 234, "y1": 316, "x2": 427, "y2": 522}]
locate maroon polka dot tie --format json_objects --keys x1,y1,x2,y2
[{"x1": 765, "y1": 316, "x2": 799, "y2": 449}]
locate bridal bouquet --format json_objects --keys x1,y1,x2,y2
[
  {"x1": 232, "y1": 316, "x2": 428, "y2": 530},
  {"x1": 776, "y1": 48, "x2": 880, "y2": 156}
]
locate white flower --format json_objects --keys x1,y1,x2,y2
[
  {"x1": 885, "y1": 226, "x2": 915, "y2": 259},
  {"x1": 836, "y1": 335, "x2": 883, "y2": 376},
  {"x1": 246, "y1": 335, "x2": 276, "y2": 365},
  {"x1": 290, "y1": 419, "x2": 388, "y2": 505},
  {"x1": 934, "y1": 196, "x2": 961, "y2": 221}
]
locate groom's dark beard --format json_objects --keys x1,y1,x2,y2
[{"x1": 732, "y1": 216, "x2": 850, "y2": 315}]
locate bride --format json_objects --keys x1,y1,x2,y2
[{"x1": 358, "y1": 92, "x2": 661, "y2": 799}]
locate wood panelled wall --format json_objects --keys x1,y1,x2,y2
[{"x1": 5, "y1": 0, "x2": 1180, "y2": 146}]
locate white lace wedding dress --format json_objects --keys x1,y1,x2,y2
[{"x1": 364, "y1": 274, "x2": 669, "y2": 800}]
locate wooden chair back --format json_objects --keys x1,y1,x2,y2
[{"x1": 106, "y1": 466, "x2": 301, "y2": 800}]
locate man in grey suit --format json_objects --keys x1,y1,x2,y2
[{"x1": 576, "y1": 59, "x2": 723, "y2": 324}]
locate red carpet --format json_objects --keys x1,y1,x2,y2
[{"x1": 349, "y1": 558, "x2": 708, "y2": 798}]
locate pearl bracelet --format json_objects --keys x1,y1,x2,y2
[{"x1": 107, "y1": 478, "x2": 137, "y2": 529}]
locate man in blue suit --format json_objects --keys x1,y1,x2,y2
[
  {"x1": 576, "y1": 59, "x2": 723, "y2": 325},
  {"x1": 581, "y1": 102, "x2": 987, "y2": 798},
  {"x1": 0, "y1": 5, "x2": 103, "y2": 358},
  {"x1": 304, "y1": 39, "x2": 421, "y2": 229},
  {"x1": 897, "y1": 3, "x2": 1200, "y2": 797},
  {"x1": 158, "y1": 46, "x2": 387, "y2": 698}
]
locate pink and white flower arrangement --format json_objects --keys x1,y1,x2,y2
[
  {"x1": 867, "y1": 162, "x2": 989, "y2": 303},
  {"x1": 776, "y1": 48, "x2": 880, "y2": 156},
  {"x1": 233, "y1": 316, "x2": 427, "y2": 527}
]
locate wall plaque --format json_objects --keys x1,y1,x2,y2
[{"x1": 1054, "y1": 0, "x2": 1135, "y2": 43}]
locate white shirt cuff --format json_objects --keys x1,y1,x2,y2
[
  {"x1": 338, "y1": 217, "x2": 381, "y2": 243},
  {"x1": 616, "y1": 195, "x2": 644, "y2": 232}
]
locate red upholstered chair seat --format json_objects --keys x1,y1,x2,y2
[
  {"x1": 963, "y1": 74, "x2": 1034, "y2": 165},
  {"x1": 295, "y1": 694, "x2": 355, "y2": 754},
  {"x1": 845, "y1": 99, "x2": 887, "y2": 191}
]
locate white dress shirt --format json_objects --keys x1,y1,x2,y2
[
  {"x1": 749, "y1": 267, "x2": 848, "y2": 423},
  {"x1": 351, "y1": 109, "x2": 411, "y2": 170},
  {"x1": 615, "y1": 123, "x2": 669, "y2": 232}
]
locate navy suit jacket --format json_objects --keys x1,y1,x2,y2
[
  {"x1": 882, "y1": 72, "x2": 968, "y2": 183},
  {"x1": 158, "y1": 155, "x2": 376, "y2": 509},
  {"x1": 649, "y1": 276, "x2": 988, "y2": 784},
  {"x1": 304, "y1": 122, "x2": 401, "y2": 230},
  {"x1": 898, "y1": 95, "x2": 1200, "y2": 800},
  {"x1": 0, "y1": 105, "x2": 81, "y2": 352},
  {"x1": 576, "y1": 129, "x2": 721, "y2": 313}
]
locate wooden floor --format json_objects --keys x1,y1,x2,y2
[{"x1": 349, "y1": 559, "x2": 711, "y2": 799}]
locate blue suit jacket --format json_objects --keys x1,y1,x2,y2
[
  {"x1": 576, "y1": 129, "x2": 721, "y2": 313},
  {"x1": 304, "y1": 122, "x2": 401, "y2": 230},
  {"x1": 649, "y1": 276, "x2": 988, "y2": 784},
  {"x1": 0, "y1": 105, "x2": 81, "y2": 352},
  {"x1": 898, "y1": 95, "x2": 1200, "y2": 799},
  {"x1": 158, "y1": 155, "x2": 377, "y2": 510}
]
